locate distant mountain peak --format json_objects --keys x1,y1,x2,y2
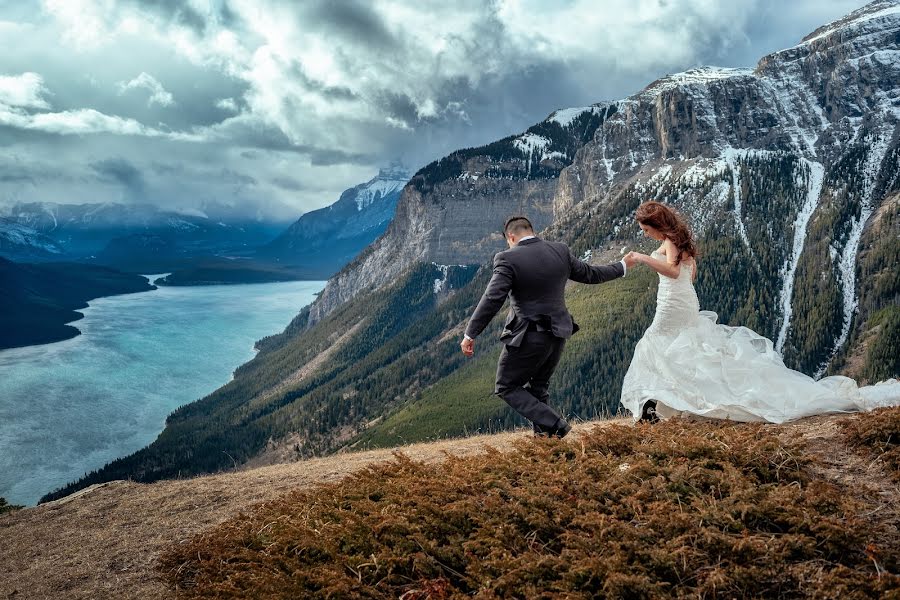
[
  {"x1": 376, "y1": 164, "x2": 411, "y2": 181},
  {"x1": 353, "y1": 168, "x2": 409, "y2": 212}
]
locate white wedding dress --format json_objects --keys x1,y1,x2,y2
[{"x1": 620, "y1": 250, "x2": 900, "y2": 423}]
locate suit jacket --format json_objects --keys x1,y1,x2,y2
[{"x1": 465, "y1": 237, "x2": 624, "y2": 347}]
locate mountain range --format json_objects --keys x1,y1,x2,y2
[
  {"x1": 0, "y1": 168, "x2": 410, "y2": 281},
  {"x1": 0, "y1": 201, "x2": 287, "y2": 267},
  {"x1": 43, "y1": 0, "x2": 900, "y2": 503},
  {"x1": 0, "y1": 217, "x2": 66, "y2": 262}
]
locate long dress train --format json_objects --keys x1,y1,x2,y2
[{"x1": 620, "y1": 250, "x2": 899, "y2": 423}]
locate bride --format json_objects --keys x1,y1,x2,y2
[{"x1": 619, "y1": 201, "x2": 899, "y2": 423}]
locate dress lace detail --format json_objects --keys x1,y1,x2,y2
[{"x1": 619, "y1": 250, "x2": 900, "y2": 423}]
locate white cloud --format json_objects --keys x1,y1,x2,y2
[
  {"x1": 0, "y1": 72, "x2": 51, "y2": 109},
  {"x1": 0, "y1": 104, "x2": 203, "y2": 140},
  {"x1": 495, "y1": 0, "x2": 758, "y2": 70},
  {"x1": 41, "y1": 0, "x2": 120, "y2": 49},
  {"x1": 216, "y1": 97, "x2": 238, "y2": 112},
  {"x1": 117, "y1": 72, "x2": 175, "y2": 107}
]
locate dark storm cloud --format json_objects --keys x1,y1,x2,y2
[
  {"x1": 286, "y1": 62, "x2": 360, "y2": 102},
  {"x1": 219, "y1": 168, "x2": 256, "y2": 186},
  {"x1": 0, "y1": 173, "x2": 36, "y2": 185},
  {"x1": 375, "y1": 91, "x2": 421, "y2": 126},
  {"x1": 91, "y1": 158, "x2": 146, "y2": 198},
  {"x1": 271, "y1": 176, "x2": 307, "y2": 191},
  {"x1": 150, "y1": 162, "x2": 184, "y2": 176},
  {"x1": 306, "y1": 147, "x2": 376, "y2": 166},
  {"x1": 209, "y1": 118, "x2": 375, "y2": 165},
  {"x1": 303, "y1": 0, "x2": 397, "y2": 50},
  {"x1": 125, "y1": 0, "x2": 214, "y2": 34}
]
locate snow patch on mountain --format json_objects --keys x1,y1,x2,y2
[
  {"x1": 513, "y1": 133, "x2": 551, "y2": 156},
  {"x1": 548, "y1": 106, "x2": 603, "y2": 127},
  {"x1": 433, "y1": 264, "x2": 450, "y2": 294},
  {"x1": 641, "y1": 67, "x2": 754, "y2": 98},
  {"x1": 776, "y1": 159, "x2": 825, "y2": 353},
  {"x1": 817, "y1": 130, "x2": 893, "y2": 377},
  {"x1": 354, "y1": 177, "x2": 406, "y2": 211},
  {"x1": 0, "y1": 218, "x2": 64, "y2": 255},
  {"x1": 172, "y1": 207, "x2": 209, "y2": 219},
  {"x1": 350, "y1": 168, "x2": 409, "y2": 212}
]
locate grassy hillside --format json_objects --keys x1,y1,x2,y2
[{"x1": 36, "y1": 145, "x2": 899, "y2": 504}]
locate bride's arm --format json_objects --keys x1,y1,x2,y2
[{"x1": 636, "y1": 239, "x2": 681, "y2": 279}]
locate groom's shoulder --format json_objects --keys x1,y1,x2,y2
[
  {"x1": 544, "y1": 239, "x2": 570, "y2": 251},
  {"x1": 542, "y1": 239, "x2": 572, "y2": 257},
  {"x1": 492, "y1": 247, "x2": 513, "y2": 266}
]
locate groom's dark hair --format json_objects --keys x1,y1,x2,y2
[{"x1": 504, "y1": 216, "x2": 533, "y2": 236}]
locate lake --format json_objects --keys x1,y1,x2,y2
[{"x1": 0, "y1": 277, "x2": 325, "y2": 506}]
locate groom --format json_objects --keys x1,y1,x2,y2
[{"x1": 461, "y1": 216, "x2": 635, "y2": 437}]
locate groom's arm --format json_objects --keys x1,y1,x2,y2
[
  {"x1": 568, "y1": 247, "x2": 625, "y2": 284},
  {"x1": 464, "y1": 253, "x2": 514, "y2": 340}
]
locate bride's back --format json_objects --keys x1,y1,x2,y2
[{"x1": 648, "y1": 249, "x2": 700, "y2": 335}]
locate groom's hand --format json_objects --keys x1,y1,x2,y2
[{"x1": 461, "y1": 337, "x2": 474, "y2": 356}]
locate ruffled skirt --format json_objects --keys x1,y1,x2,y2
[{"x1": 620, "y1": 311, "x2": 900, "y2": 423}]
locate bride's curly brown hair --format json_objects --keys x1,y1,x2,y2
[{"x1": 635, "y1": 201, "x2": 698, "y2": 265}]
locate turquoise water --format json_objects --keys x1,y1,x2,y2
[{"x1": 0, "y1": 276, "x2": 325, "y2": 506}]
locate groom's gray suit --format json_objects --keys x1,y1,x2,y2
[{"x1": 465, "y1": 236, "x2": 625, "y2": 435}]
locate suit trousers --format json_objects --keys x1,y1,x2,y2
[{"x1": 494, "y1": 331, "x2": 567, "y2": 433}]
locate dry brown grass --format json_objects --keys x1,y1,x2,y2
[
  {"x1": 2, "y1": 412, "x2": 898, "y2": 600},
  {"x1": 159, "y1": 415, "x2": 900, "y2": 599},
  {"x1": 840, "y1": 406, "x2": 900, "y2": 480}
]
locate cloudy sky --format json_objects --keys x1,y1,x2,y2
[{"x1": 0, "y1": 0, "x2": 866, "y2": 222}]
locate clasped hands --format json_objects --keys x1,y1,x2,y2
[{"x1": 623, "y1": 251, "x2": 646, "y2": 269}]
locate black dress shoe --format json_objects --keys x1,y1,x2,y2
[
  {"x1": 533, "y1": 419, "x2": 572, "y2": 439},
  {"x1": 639, "y1": 400, "x2": 660, "y2": 424},
  {"x1": 555, "y1": 420, "x2": 572, "y2": 438}
]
